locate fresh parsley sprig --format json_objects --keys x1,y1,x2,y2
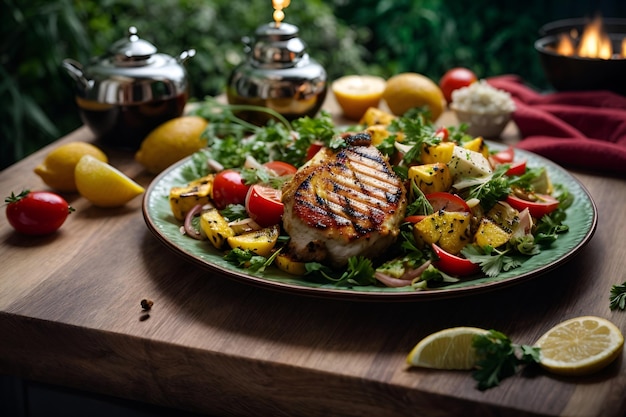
[
  {"x1": 609, "y1": 282, "x2": 626, "y2": 310},
  {"x1": 461, "y1": 245, "x2": 522, "y2": 277},
  {"x1": 472, "y1": 330, "x2": 541, "y2": 391}
]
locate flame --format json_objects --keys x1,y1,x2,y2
[
  {"x1": 272, "y1": 0, "x2": 291, "y2": 27},
  {"x1": 553, "y1": 15, "x2": 625, "y2": 59}
]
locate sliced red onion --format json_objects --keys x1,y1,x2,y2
[
  {"x1": 375, "y1": 272, "x2": 414, "y2": 288},
  {"x1": 183, "y1": 204, "x2": 204, "y2": 240},
  {"x1": 207, "y1": 158, "x2": 224, "y2": 173},
  {"x1": 400, "y1": 260, "x2": 432, "y2": 281}
]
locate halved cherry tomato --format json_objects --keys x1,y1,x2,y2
[
  {"x1": 426, "y1": 192, "x2": 470, "y2": 212},
  {"x1": 491, "y1": 146, "x2": 515, "y2": 164},
  {"x1": 506, "y1": 194, "x2": 559, "y2": 218},
  {"x1": 403, "y1": 215, "x2": 427, "y2": 224},
  {"x1": 431, "y1": 243, "x2": 480, "y2": 277},
  {"x1": 245, "y1": 184, "x2": 284, "y2": 227},
  {"x1": 5, "y1": 190, "x2": 73, "y2": 235},
  {"x1": 505, "y1": 159, "x2": 527, "y2": 176},
  {"x1": 263, "y1": 161, "x2": 297, "y2": 177},
  {"x1": 305, "y1": 142, "x2": 324, "y2": 161},
  {"x1": 435, "y1": 126, "x2": 449, "y2": 141},
  {"x1": 212, "y1": 169, "x2": 250, "y2": 209}
]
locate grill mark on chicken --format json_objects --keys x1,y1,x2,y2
[{"x1": 281, "y1": 132, "x2": 407, "y2": 266}]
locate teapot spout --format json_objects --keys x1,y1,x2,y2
[
  {"x1": 178, "y1": 49, "x2": 196, "y2": 64},
  {"x1": 62, "y1": 59, "x2": 92, "y2": 91}
]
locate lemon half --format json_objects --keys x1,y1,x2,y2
[
  {"x1": 332, "y1": 75, "x2": 386, "y2": 121},
  {"x1": 75, "y1": 155, "x2": 144, "y2": 207},
  {"x1": 535, "y1": 316, "x2": 624, "y2": 376},
  {"x1": 406, "y1": 327, "x2": 488, "y2": 370}
]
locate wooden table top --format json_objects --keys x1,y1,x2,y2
[{"x1": 1, "y1": 95, "x2": 625, "y2": 417}]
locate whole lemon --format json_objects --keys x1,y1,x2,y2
[
  {"x1": 34, "y1": 142, "x2": 108, "y2": 192},
  {"x1": 135, "y1": 116, "x2": 208, "y2": 174},
  {"x1": 382, "y1": 73, "x2": 445, "y2": 120}
]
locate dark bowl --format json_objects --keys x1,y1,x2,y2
[{"x1": 534, "y1": 18, "x2": 626, "y2": 96}]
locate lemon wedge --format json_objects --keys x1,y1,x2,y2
[
  {"x1": 406, "y1": 327, "x2": 488, "y2": 370},
  {"x1": 34, "y1": 142, "x2": 108, "y2": 192},
  {"x1": 535, "y1": 316, "x2": 624, "y2": 376},
  {"x1": 75, "y1": 155, "x2": 144, "y2": 207}
]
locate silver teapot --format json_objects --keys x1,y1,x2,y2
[
  {"x1": 227, "y1": 22, "x2": 327, "y2": 125},
  {"x1": 62, "y1": 27, "x2": 195, "y2": 149}
]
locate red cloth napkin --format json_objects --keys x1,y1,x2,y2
[{"x1": 486, "y1": 75, "x2": 626, "y2": 175}]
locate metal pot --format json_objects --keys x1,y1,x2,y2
[
  {"x1": 534, "y1": 18, "x2": 626, "y2": 95},
  {"x1": 63, "y1": 27, "x2": 195, "y2": 149},
  {"x1": 226, "y1": 22, "x2": 327, "y2": 125}
]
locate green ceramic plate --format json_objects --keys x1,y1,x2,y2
[{"x1": 142, "y1": 143, "x2": 597, "y2": 301}]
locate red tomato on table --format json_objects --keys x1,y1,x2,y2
[
  {"x1": 5, "y1": 190, "x2": 73, "y2": 235},
  {"x1": 439, "y1": 67, "x2": 478, "y2": 104}
]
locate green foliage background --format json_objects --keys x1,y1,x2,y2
[{"x1": 2, "y1": 0, "x2": 624, "y2": 170}]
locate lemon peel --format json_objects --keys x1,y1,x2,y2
[{"x1": 75, "y1": 155, "x2": 144, "y2": 207}]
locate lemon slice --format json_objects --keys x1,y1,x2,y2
[
  {"x1": 34, "y1": 142, "x2": 108, "y2": 192},
  {"x1": 535, "y1": 316, "x2": 624, "y2": 376},
  {"x1": 75, "y1": 155, "x2": 145, "y2": 207},
  {"x1": 331, "y1": 75, "x2": 386, "y2": 121},
  {"x1": 406, "y1": 327, "x2": 488, "y2": 370}
]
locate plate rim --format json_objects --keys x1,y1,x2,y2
[{"x1": 142, "y1": 142, "x2": 598, "y2": 302}]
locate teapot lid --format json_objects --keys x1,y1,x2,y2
[
  {"x1": 250, "y1": 22, "x2": 307, "y2": 67},
  {"x1": 108, "y1": 26, "x2": 158, "y2": 66}
]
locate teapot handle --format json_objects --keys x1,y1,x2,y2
[
  {"x1": 62, "y1": 59, "x2": 92, "y2": 90},
  {"x1": 178, "y1": 49, "x2": 196, "y2": 64}
]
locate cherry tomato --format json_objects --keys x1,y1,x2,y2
[
  {"x1": 212, "y1": 169, "x2": 250, "y2": 209},
  {"x1": 263, "y1": 161, "x2": 297, "y2": 177},
  {"x1": 245, "y1": 184, "x2": 284, "y2": 227},
  {"x1": 504, "y1": 159, "x2": 527, "y2": 176},
  {"x1": 426, "y1": 192, "x2": 470, "y2": 212},
  {"x1": 305, "y1": 142, "x2": 324, "y2": 161},
  {"x1": 431, "y1": 243, "x2": 480, "y2": 277},
  {"x1": 439, "y1": 67, "x2": 478, "y2": 104},
  {"x1": 5, "y1": 190, "x2": 73, "y2": 235},
  {"x1": 506, "y1": 194, "x2": 559, "y2": 218},
  {"x1": 403, "y1": 215, "x2": 427, "y2": 224},
  {"x1": 435, "y1": 126, "x2": 449, "y2": 141},
  {"x1": 491, "y1": 146, "x2": 515, "y2": 164}
]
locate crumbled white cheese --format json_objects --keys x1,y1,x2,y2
[{"x1": 447, "y1": 146, "x2": 493, "y2": 179}]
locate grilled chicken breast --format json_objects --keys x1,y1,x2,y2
[{"x1": 281, "y1": 132, "x2": 407, "y2": 267}]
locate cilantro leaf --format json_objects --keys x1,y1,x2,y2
[
  {"x1": 461, "y1": 245, "x2": 521, "y2": 277},
  {"x1": 472, "y1": 330, "x2": 540, "y2": 391},
  {"x1": 610, "y1": 282, "x2": 626, "y2": 311}
]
